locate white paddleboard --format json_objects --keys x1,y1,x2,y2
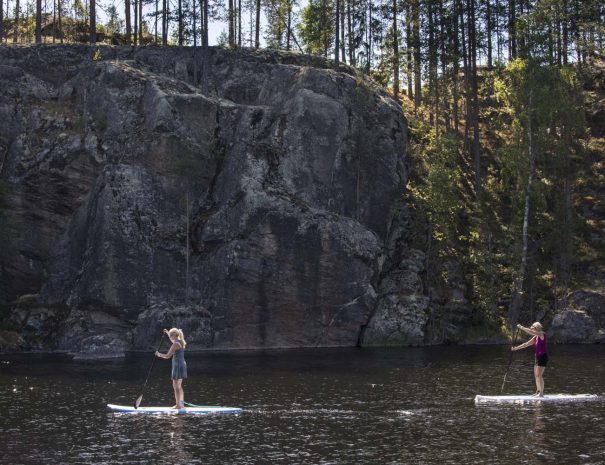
[
  {"x1": 474, "y1": 394, "x2": 598, "y2": 403},
  {"x1": 107, "y1": 404, "x2": 242, "y2": 414}
]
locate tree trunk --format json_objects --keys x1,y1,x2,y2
[
  {"x1": 162, "y1": 0, "x2": 167, "y2": 45},
  {"x1": 392, "y1": 0, "x2": 399, "y2": 99},
  {"x1": 335, "y1": 0, "x2": 340, "y2": 69},
  {"x1": 562, "y1": 0, "x2": 568, "y2": 64},
  {"x1": 486, "y1": 0, "x2": 493, "y2": 68},
  {"x1": 13, "y1": 0, "x2": 20, "y2": 43},
  {"x1": 35, "y1": 0, "x2": 42, "y2": 43},
  {"x1": 179, "y1": 0, "x2": 183, "y2": 46},
  {"x1": 340, "y1": 0, "x2": 346, "y2": 63},
  {"x1": 126, "y1": 0, "x2": 132, "y2": 45},
  {"x1": 255, "y1": 0, "x2": 260, "y2": 48},
  {"x1": 509, "y1": 0, "x2": 516, "y2": 59},
  {"x1": 203, "y1": 0, "x2": 208, "y2": 48},
  {"x1": 428, "y1": 0, "x2": 435, "y2": 125},
  {"x1": 412, "y1": 0, "x2": 421, "y2": 110},
  {"x1": 238, "y1": 0, "x2": 242, "y2": 47},
  {"x1": 58, "y1": 0, "x2": 63, "y2": 43},
  {"x1": 406, "y1": 1, "x2": 413, "y2": 98},
  {"x1": 0, "y1": 0, "x2": 3, "y2": 44},
  {"x1": 453, "y1": 0, "x2": 460, "y2": 131},
  {"x1": 90, "y1": 0, "x2": 96, "y2": 44},
  {"x1": 347, "y1": 0, "x2": 354, "y2": 66},
  {"x1": 368, "y1": 0, "x2": 373, "y2": 70},
  {"x1": 193, "y1": 0, "x2": 197, "y2": 46},
  {"x1": 138, "y1": 0, "x2": 143, "y2": 45},
  {"x1": 229, "y1": 0, "x2": 234, "y2": 47},
  {"x1": 508, "y1": 92, "x2": 535, "y2": 327},
  {"x1": 469, "y1": 0, "x2": 481, "y2": 195},
  {"x1": 287, "y1": 0, "x2": 292, "y2": 50},
  {"x1": 133, "y1": 0, "x2": 138, "y2": 46}
]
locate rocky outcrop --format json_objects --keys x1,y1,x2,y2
[
  {"x1": 0, "y1": 45, "x2": 426, "y2": 356},
  {"x1": 550, "y1": 290, "x2": 605, "y2": 343}
]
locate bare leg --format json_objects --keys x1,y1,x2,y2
[
  {"x1": 536, "y1": 366, "x2": 546, "y2": 396},
  {"x1": 172, "y1": 379, "x2": 180, "y2": 408},
  {"x1": 533, "y1": 365, "x2": 540, "y2": 396}
]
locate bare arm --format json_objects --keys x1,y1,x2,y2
[
  {"x1": 517, "y1": 324, "x2": 544, "y2": 338},
  {"x1": 512, "y1": 336, "x2": 536, "y2": 351},
  {"x1": 155, "y1": 342, "x2": 179, "y2": 359}
]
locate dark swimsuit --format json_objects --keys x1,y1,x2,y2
[
  {"x1": 171, "y1": 342, "x2": 187, "y2": 380},
  {"x1": 534, "y1": 334, "x2": 548, "y2": 367}
]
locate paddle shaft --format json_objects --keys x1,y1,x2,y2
[
  {"x1": 500, "y1": 326, "x2": 520, "y2": 393},
  {"x1": 135, "y1": 332, "x2": 165, "y2": 408}
]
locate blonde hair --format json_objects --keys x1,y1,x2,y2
[
  {"x1": 531, "y1": 322, "x2": 543, "y2": 331},
  {"x1": 168, "y1": 328, "x2": 187, "y2": 348}
]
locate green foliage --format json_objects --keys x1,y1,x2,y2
[
  {"x1": 408, "y1": 121, "x2": 463, "y2": 248},
  {"x1": 297, "y1": 0, "x2": 334, "y2": 57}
]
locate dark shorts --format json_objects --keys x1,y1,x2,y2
[{"x1": 535, "y1": 353, "x2": 548, "y2": 367}]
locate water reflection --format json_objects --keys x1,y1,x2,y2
[{"x1": 527, "y1": 405, "x2": 556, "y2": 464}]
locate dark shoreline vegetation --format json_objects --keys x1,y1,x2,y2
[{"x1": 0, "y1": 0, "x2": 604, "y2": 357}]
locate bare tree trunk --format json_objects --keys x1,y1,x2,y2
[
  {"x1": 155, "y1": 0, "x2": 158, "y2": 44},
  {"x1": 412, "y1": 0, "x2": 421, "y2": 110},
  {"x1": 486, "y1": 0, "x2": 493, "y2": 68},
  {"x1": 347, "y1": 0, "x2": 354, "y2": 66},
  {"x1": 228, "y1": 0, "x2": 234, "y2": 47},
  {"x1": 406, "y1": 1, "x2": 412, "y2": 98},
  {"x1": 255, "y1": 0, "x2": 260, "y2": 48},
  {"x1": 286, "y1": 0, "x2": 291, "y2": 50},
  {"x1": 509, "y1": 0, "x2": 516, "y2": 59},
  {"x1": 35, "y1": 0, "x2": 42, "y2": 43},
  {"x1": 428, "y1": 0, "x2": 435, "y2": 125},
  {"x1": 133, "y1": 0, "x2": 138, "y2": 46},
  {"x1": 335, "y1": 0, "x2": 340, "y2": 69},
  {"x1": 13, "y1": 0, "x2": 20, "y2": 43},
  {"x1": 178, "y1": 0, "x2": 183, "y2": 45},
  {"x1": 203, "y1": 0, "x2": 208, "y2": 48},
  {"x1": 58, "y1": 0, "x2": 63, "y2": 43},
  {"x1": 238, "y1": 0, "x2": 242, "y2": 46},
  {"x1": 90, "y1": 0, "x2": 96, "y2": 44},
  {"x1": 368, "y1": 0, "x2": 373, "y2": 70},
  {"x1": 453, "y1": 0, "x2": 460, "y2": 131},
  {"x1": 193, "y1": 0, "x2": 197, "y2": 46},
  {"x1": 469, "y1": 0, "x2": 481, "y2": 195},
  {"x1": 340, "y1": 0, "x2": 346, "y2": 63},
  {"x1": 392, "y1": 0, "x2": 399, "y2": 98},
  {"x1": 162, "y1": 0, "x2": 167, "y2": 45},
  {"x1": 508, "y1": 92, "x2": 535, "y2": 327},
  {"x1": 562, "y1": 0, "x2": 568, "y2": 64},
  {"x1": 138, "y1": 0, "x2": 143, "y2": 45},
  {"x1": 0, "y1": 0, "x2": 4, "y2": 44},
  {"x1": 126, "y1": 0, "x2": 132, "y2": 44}
]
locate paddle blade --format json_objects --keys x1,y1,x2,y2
[{"x1": 135, "y1": 394, "x2": 143, "y2": 409}]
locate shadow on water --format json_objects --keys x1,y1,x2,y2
[{"x1": 1, "y1": 345, "x2": 604, "y2": 464}]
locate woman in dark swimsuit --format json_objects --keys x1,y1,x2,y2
[
  {"x1": 512, "y1": 322, "x2": 548, "y2": 397},
  {"x1": 155, "y1": 328, "x2": 188, "y2": 408}
]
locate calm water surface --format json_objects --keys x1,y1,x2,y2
[{"x1": 1, "y1": 345, "x2": 604, "y2": 464}]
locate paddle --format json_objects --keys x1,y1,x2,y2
[
  {"x1": 134, "y1": 331, "x2": 165, "y2": 409},
  {"x1": 500, "y1": 326, "x2": 520, "y2": 393}
]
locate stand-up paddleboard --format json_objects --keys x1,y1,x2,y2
[
  {"x1": 475, "y1": 394, "x2": 598, "y2": 403},
  {"x1": 107, "y1": 404, "x2": 242, "y2": 414}
]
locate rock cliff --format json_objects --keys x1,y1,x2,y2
[{"x1": 0, "y1": 45, "x2": 427, "y2": 356}]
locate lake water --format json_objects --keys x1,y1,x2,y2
[{"x1": 1, "y1": 345, "x2": 604, "y2": 464}]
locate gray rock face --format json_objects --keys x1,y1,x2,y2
[
  {"x1": 551, "y1": 291, "x2": 605, "y2": 343},
  {"x1": 0, "y1": 45, "x2": 423, "y2": 356}
]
